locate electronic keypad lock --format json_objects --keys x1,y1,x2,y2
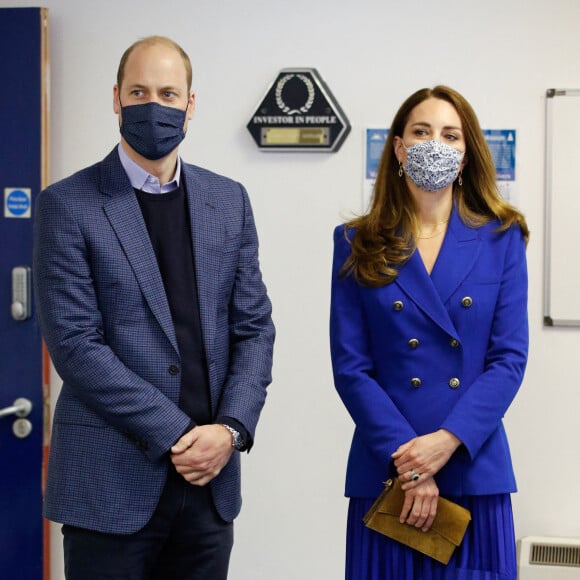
[{"x1": 11, "y1": 266, "x2": 31, "y2": 321}]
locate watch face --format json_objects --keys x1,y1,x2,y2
[
  {"x1": 233, "y1": 432, "x2": 244, "y2": 450},
  {"x1": 223, "y1": 424, "x2": 243, "y2": 449}
]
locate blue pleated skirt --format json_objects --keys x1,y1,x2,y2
[{"x1": 346, "y1": 494, "x2": 516, "y2": 580}]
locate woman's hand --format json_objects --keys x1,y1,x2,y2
[
  {"x1": 399, "y1": 475, "x2": 439, "y2": 532},
  {"x1": 392, "y1": 429, "x2": 461, "y2": 490}
]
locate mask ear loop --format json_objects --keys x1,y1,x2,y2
[{"x1": 117, "y1": 94, "x2": 124, "y2": 129}]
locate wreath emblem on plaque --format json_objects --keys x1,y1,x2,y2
[{"x1": 275, "y1": 74, "x2": 315, "y2": 115}]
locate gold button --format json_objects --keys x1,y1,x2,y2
[
  {"x1": 408, "y1": 338, "x2": 419, "y2": 349},
  {"x1": 450, "y1": 338, "x2": 459, "y2": 348},
  {"x1": 393, "y1": 300, "x2": 404, "y2": 311},
  {"x1": 461, "y1": 296, "x2": 473, "y2": 308},
  {"x1": 449, "y1": 377, "x2": 460, "y2": 389},
  {"x1": 410, "y1": 377, "x2": 422, "y2": 388}
]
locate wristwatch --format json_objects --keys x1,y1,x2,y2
[{"x1": 221, "y1": 424, "x2": 244, "y2": 450}]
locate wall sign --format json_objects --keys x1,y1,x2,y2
[
  {"x1": 247, "y1": 68, "x2": 351, "y2": 152},
  {"x1": 4, "y1": 188, "x2": 32, "y2": 218}
]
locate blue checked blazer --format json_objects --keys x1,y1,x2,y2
[
  {"x1": 330, "y1": 210, "x2": 528, "y2": 499},
  {"x1": 33, "y1": 148, "x2": 275, "y2": 533}
]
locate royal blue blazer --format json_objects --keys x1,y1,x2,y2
[
  {"x1": 33, "y1": 149, "x2": 274, "y2": 533},
  {"x1": 330, "y1": 209, "x2": 528, "y2": 499}
]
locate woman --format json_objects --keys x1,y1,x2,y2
[{"x1": 329, "y1": 86, "x2": 528, "y2": 580}]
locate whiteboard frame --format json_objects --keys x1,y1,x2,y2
[{"x1": 543, "y1": 88, "x2": 580, "y2": 326}]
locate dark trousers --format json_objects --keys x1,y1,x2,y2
[{"x1": 62, "y1": 469, "x2": 233, "y2": 580}]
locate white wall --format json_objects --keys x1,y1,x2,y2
[{"x1": 3, "y1": 0, "x2": 579, "y2": 577}]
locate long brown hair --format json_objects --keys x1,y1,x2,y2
[{"x1": 342, "y1": 85, "x2": 529, "y2": 286}]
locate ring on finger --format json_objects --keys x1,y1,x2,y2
[{"x1": 410, "y1": 469, "x2": 420, "y2": 482}]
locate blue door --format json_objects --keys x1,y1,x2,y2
[{"x1": 0, "y1": 8, "x2": 49, "y2": 580}]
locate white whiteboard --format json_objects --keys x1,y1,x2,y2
[{"x1": 544, "y1": 89, "x2": 580, "y2": 326}]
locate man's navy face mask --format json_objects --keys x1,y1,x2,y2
[{"x1": 120, "y1": 101, "x2": 188, "y2": 160}]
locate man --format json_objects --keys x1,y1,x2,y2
[{"x1": 33, "y1": 36, "x2": 275, "y2": 580}]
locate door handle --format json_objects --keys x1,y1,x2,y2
[{"x1": 0, "y1": 398, "x2": 32, "y2": 419}]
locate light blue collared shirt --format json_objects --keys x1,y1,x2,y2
[{"x1": 117, "y1": 143, "x2": 181, "y2": 194}]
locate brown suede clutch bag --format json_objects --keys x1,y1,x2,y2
[{"x1": 363, "y1": 478, "x2": 471, "y2": 564}]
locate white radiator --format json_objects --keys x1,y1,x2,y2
[{"x1": 518, "y1": 536, "x2": 580, "y2": 579}]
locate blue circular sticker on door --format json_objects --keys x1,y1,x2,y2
[{"x1": 4, "y1": 188, "x2": 31, "y2": 218}]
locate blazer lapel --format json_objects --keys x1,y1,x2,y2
[
  {"x1": 98, "y1": 150, "x2": 179, "y2": 354},
  {"x1": 395, "y1": 251, "x2": 458, "y2": 338},
  {"x1": 430, "y1": 208, "x2": 481, "y2": 305},
  {"x1": 182, "y1": 163, "x2": 221, "y2": 358},
  {"x1": 394, "y1": 208, "x2": 481, "y2": 338}
]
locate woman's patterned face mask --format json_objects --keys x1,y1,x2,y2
[{"x1": 402, "y1": 140, "x2": 463, "y2": 192}]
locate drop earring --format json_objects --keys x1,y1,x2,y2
[
  {"x1": 458, "y1": 171, "x2": 463, "y2": 187},
  {"x1": 398, "y1": 162, "x2": 403, "y2": 178}
]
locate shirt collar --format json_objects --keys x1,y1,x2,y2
[{"x1": 117, "y1": 143, "x2": 181, "y2": 194}]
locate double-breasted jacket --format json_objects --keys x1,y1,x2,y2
[{"x1": 330, "y1": 209, "x2": 528, "y2": 498}]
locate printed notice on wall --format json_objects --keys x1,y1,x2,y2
[
  {"x1": 4, "y1": 188, "x2": 32, "y2": 219},
  {"x1": 482, "y1": 129, "x2": 517, "y2": 206},
  {"x1": 363, "y1": 128, "x2": 518, "y2": 210},
  {"x1": 363, "y1": 128, "x2": 389, "y2": 211}
]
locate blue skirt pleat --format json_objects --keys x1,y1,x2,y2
[{"x1": 346, "y1": 494, "x2": 516, "y2": 580}]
